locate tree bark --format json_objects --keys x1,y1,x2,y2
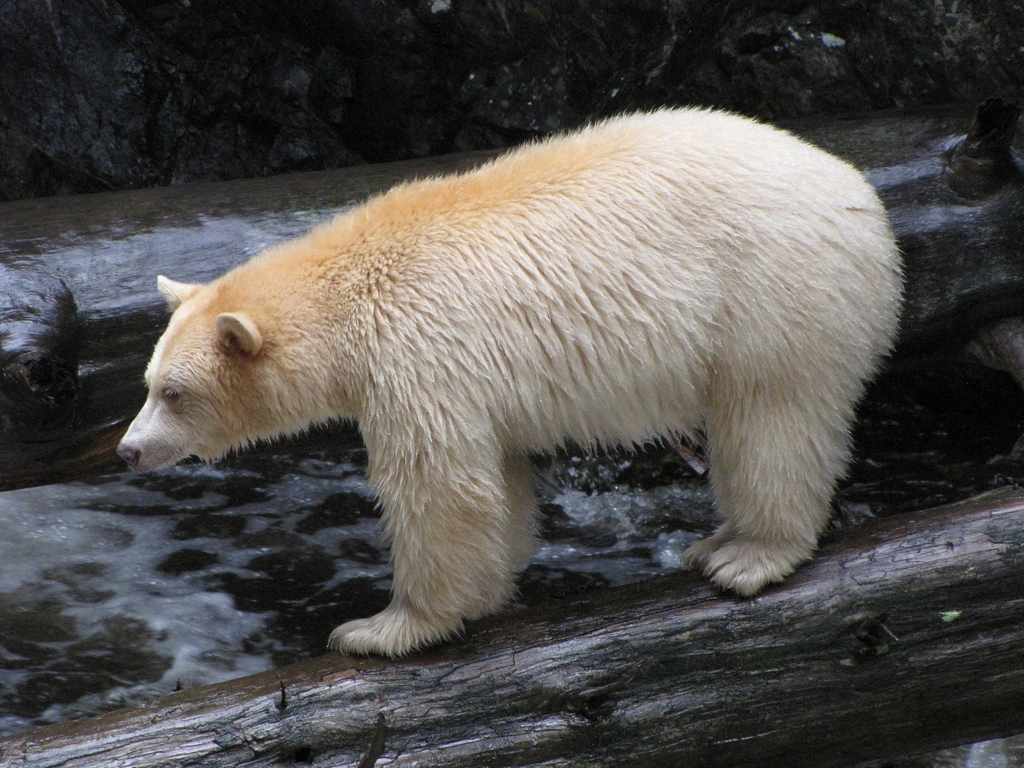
[
  {"x1": 3, "y1": 100, "x2": 1024, "y2": 488},
  {"x1": 1, "y1": 487, "x2": 1022, "y2": 768}
]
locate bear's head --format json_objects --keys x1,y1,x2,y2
[{"x1": 117, "y1": 274, "x2": 342, "y2": 472}]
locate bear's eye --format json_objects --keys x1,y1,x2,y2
[{"x1": 161, "y1": 386, "x2": 182, "y2": 402}]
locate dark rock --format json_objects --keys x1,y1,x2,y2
[
  {"x1": 335, "y1": 538, "x2": 386, "y2": 565},
  {"x1": 3, "y1": 0, "x2": 1024, "y2": 201},
  {"x1": 169, "y1": 513, "x2": 248, "y2": 541},
  {"x1": 155, "y1": 549, "x2": 221, "y2": 576},
  {"x1": 207, "y1": 546, "x2": 337, "y2": 609},
  {"x1": 245, "y1": 548, "x2": 337, "y2": 595},
  {"x1": 2, "y1": 616, "x2": 172, "y2": 719},
  {"x1": 0, "y1": 593, "x2": 77, "y2": 651},
  {"x1": 516, "y1": 564, "x2": 611, "y2": 604},
  {"x1": 295, "y1": 492, "x2": 379, "y2": 532}
]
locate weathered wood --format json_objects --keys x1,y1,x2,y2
[
  {"x1": 966, "y1": 316, "x2": 1024, "y2": 390},
  {"x1": 1, "y1": 487, "x2": 1022, "y2": 768}
]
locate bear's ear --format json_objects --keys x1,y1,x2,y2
[
  {"x1": 216, "y1": 312, "x2": 263, "y2": 356},
  {"x1": 158, "y1": 276, "x2": 203, "y2": 311}
]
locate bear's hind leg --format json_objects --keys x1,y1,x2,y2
[
  {"x1": 685, "y1": 388, "x2": 853, "y2": 596},
  {"x1": 683, "y1": 522, "x2": 814, "y2": 596}
]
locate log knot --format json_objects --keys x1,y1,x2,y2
[
  {"x1": 842, "y1": 613, "x2": 901, "y2": 665},
  {"x1": 523, "y1": 663, "x2": 645, "y2": 726},
  {"x1": 0, "y1": 274, "x2": 81, "y2": 432}
]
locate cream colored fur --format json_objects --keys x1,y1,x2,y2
[{"x1": 118, "y1": 108, "x2": 902, "y2": 657}]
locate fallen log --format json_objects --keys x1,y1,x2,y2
[
  {"x1": 2, "y1": 486, "x2": 1022, "y2": 768},
  {"x1": 2, "y1": 100, "x2": 1024, "y2": 488}
]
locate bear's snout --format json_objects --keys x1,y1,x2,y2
[
  {"x1": 117, "y1": 399, "x2": 186, "y2": 471},
  {"x1": 117, "y1": 440, "x2": 142, "y2": 469}
]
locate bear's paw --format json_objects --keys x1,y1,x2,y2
[
  {"x1": 328, "y1": 605, "x2": 462, "y2": 657},
  {"x1": 684, "y1": 531, "x2": 813, "y2": 597}
]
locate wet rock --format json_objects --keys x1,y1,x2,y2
[
  {"x1": 295, "y1": 491, "x2": 379, "y2": 532},
  {"x1": 335, "y1": 538, "x2": 386, "y2": 565},
  {"x1": 265, "y1": 577, "x2": 392, "y2": 664},
  {"x1": 155, "y1": 549, "x2": 220, "y2": 576},
  {"x1": 516, "y1": 565, "x2": 611, "y2": 605},
  {"x1": 41, "y1": 563, "x2": 116, "y2": 604},
  {"x1": 539, "y1": 443, "x2": 701, "y2": 495},
  {"x1": 64, "y1": 617, "x2": 171, "y2": 683},
  {"x1": 5, "y1": 617, "x2": 172, "y2": 719},
  {"x1": 0, "y1": 593, "x2": 76, "y2": 656},
  {"x1": 246, "y1": 548, "x2": 337, "y2": 592},
  {"x1": 210, "y1": 546, "x2": 338, "y2": 608},
  {"x1": 168, "y1": 512, "x2": 248, "y2": 541}
]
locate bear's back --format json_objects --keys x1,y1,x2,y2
[
  {"x1": 228, "y1": 108, "x2": 898, "y2": 451},
  {"x1": 318, "y1": 110, "x2": 896, "y2": 449}
]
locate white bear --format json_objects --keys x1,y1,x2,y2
[{"x1": 118, "y1": 108, "x2": 902, "y2": 657}]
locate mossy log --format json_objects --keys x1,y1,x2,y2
[
  {"x1": 0, "y1": 487, "x2": 1022, "y2": 767},
  {"x1": 2, "y1": 100, "x2": 1024, "y2": 488}
]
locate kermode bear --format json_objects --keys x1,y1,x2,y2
[{"x1": 118, "y1": 108, "x2": 902, "y2": 657}]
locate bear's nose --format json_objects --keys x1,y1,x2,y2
[{"x1": 117, "y1": 441, "x2": 141, "y2": 469}]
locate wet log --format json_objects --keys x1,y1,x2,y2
[
  {"x1": 1, "y1": 486, "x2": 1022, "y2": 767},
  {"x1": 3, "y1": 100, "x2": 1024, "y2": 488}
]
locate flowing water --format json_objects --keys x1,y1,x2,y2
[{"x1": 0, "y1": 363, "x2": 1022, "y2": 745}]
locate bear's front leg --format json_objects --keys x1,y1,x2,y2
[{"x1": 329, "y1": 446, "x2": 534, "y2": 657}]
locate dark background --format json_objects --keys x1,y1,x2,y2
[{"x1": 2, "y1": 0, "x2": 1022, "y2": 201}]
